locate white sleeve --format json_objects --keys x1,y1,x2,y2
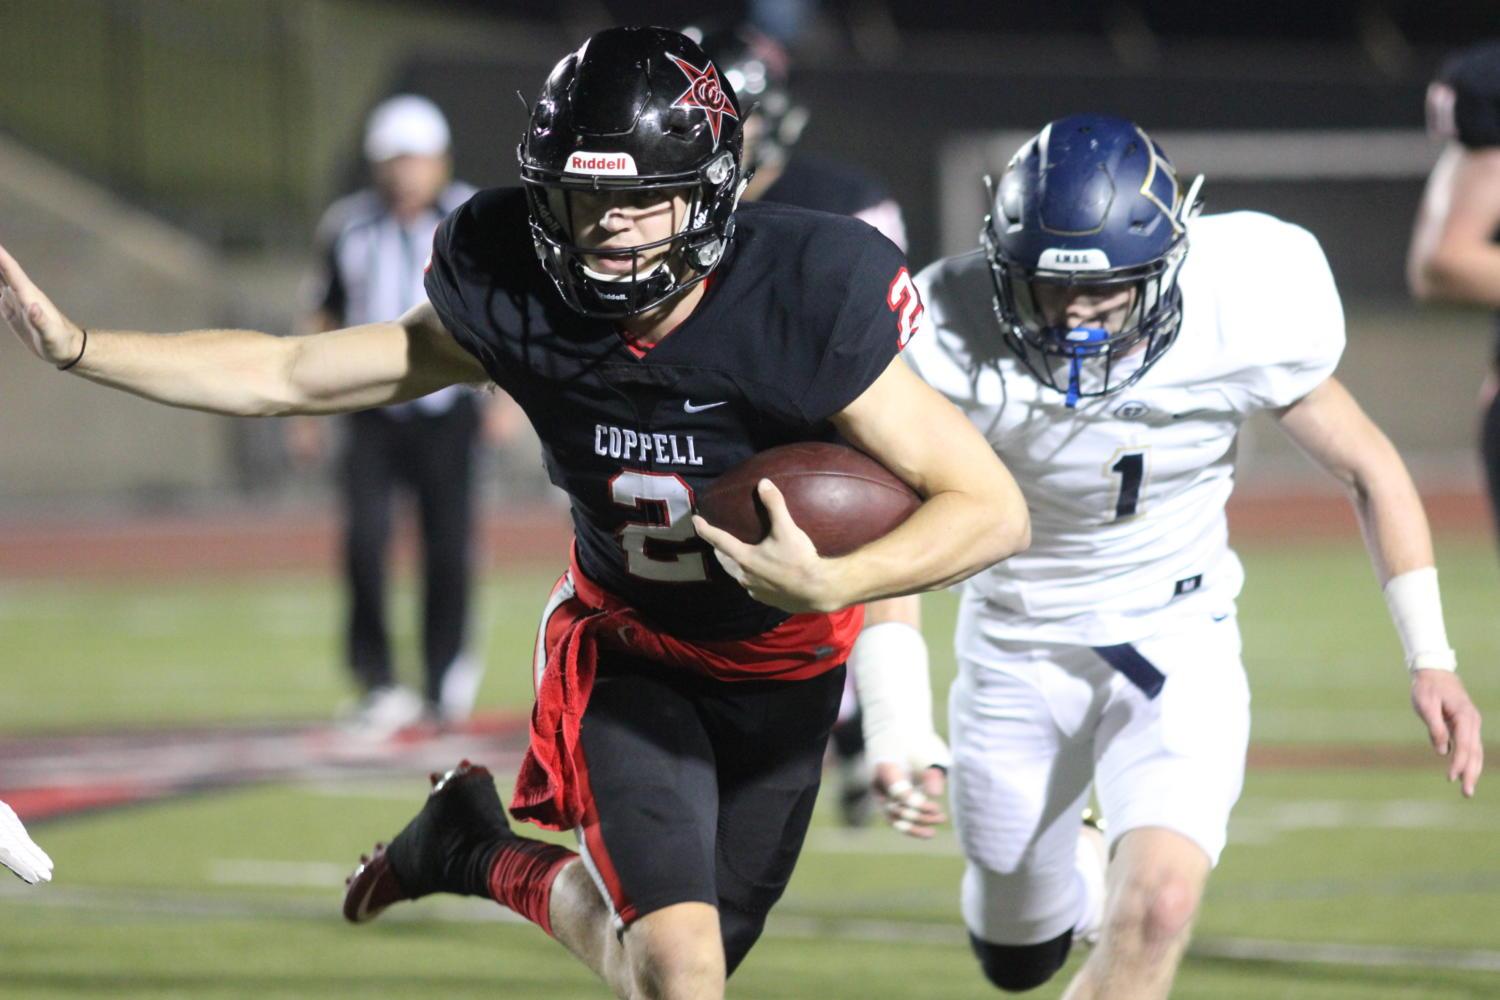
[
  {"x1": 907, "y1": 258, "x2": 987, "y2": 405},
  {"x1": 1235, "y1": 219, "x2": 1346, "y2": 409}
]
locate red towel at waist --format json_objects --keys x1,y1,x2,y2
[{"x1": 511, "y1": 546, "x2": 864, "y2": 830}]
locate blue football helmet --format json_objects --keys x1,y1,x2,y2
[{"x1": 983, "y1": 114, "x2": 1203, "y2": 406}]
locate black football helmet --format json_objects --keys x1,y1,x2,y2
[
  {"x1": 518, "y1": 26, "x2": 746, "y2": 318},
  {"x1": 688, "y1": 23, "x2": 807, "y2": 176}
]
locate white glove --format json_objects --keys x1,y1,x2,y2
[{"x1": 0, "y1": 800, "x2": 53, "y2": 884}]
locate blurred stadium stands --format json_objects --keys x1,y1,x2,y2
[{"x1": 0, "y1": 0, "x2": 1493, "y2": 510}]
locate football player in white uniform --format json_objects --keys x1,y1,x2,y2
[{"x1": 856, "y1": 115, "x2": 1484, "y2": 999}]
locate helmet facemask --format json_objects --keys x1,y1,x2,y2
[
  {"x1": 523, "y1": 149, "x2": 743, "y2": 319},
  {"x1": 984, "y1": 223, "x2": 1188, "y2": 407},
  {"x1": 517, "y1": 27, "x2": 748, "y2": 320}
]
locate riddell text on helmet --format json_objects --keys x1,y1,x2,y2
[{"x1": 564, "y1": 152, "x2": 639, "y2": 175}]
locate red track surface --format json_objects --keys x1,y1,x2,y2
[{"x1": 0, "y1": 491, "x2": 1486, "y2": 579}]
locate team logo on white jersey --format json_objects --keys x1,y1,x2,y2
[
  {"x1": 564, "y1": 151, "x2": 639, "y2": 176},
  {"x1": 1113, "y1": 400, "x2": 1151, "y2": 420}
]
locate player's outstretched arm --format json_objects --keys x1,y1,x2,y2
[
  {"x1": 693, "y1": 357, "x2": 1029, "y2": 612},
  {"x1": 0, "y1": 799, "x2": 52, "y2": 885},
  {"x1": 1408, "y1": 146, "x2": 1500, "y2": 308},
  {"x1": 0, "y1": 241, "x2": 487, "y2": 416},
  {"x1": 1277, "y1": 377, "x2": 1483, "y2": 797}
]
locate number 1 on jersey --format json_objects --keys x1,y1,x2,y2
[{"x1": 1110, "y1": 451, "x2": 1147, "y2": 520}]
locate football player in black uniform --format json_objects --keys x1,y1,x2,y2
[
  {"x1": 0, "y1": 27, "x2": 1028, "y2": 1000},
  {"x1": 695, "y1": 22, "x2": 912, "y2": 827},
  {"x1": 1409, "y1": 42, "x2": 1500, "y2": 548}
]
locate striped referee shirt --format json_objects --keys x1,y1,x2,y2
[{"x1": 307, "y1": 181, "x2": 477, "y2": 417}]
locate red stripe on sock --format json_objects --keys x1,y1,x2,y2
[{"x1": 487, "y1": 840, "x2": 576, "y2": 937}]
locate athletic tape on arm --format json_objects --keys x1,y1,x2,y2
[
  {"x1": 1383, "y1": 567, "x2": 1458, "y2": 673},
  {"x1": 850, "y1": 621, "x2": 952, "y2": 770}
]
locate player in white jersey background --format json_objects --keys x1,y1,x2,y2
[{"x1": 854, "y1": 115, "x2": 1485, "y2": 999}]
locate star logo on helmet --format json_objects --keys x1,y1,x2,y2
[{"x1": 667, "y1": 54, "x2": 738, "y2": 147}]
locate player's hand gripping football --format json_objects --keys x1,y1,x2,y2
[
  {"x1": 0, "y1": 799, "x2": 53, "y2": 885},
  {"x1": 0, "y1": 241, "x2": 87, "y2": 368},
  {"x1": 1410, "y1": 668, "x2": 1483, "y2": 798},
  {"x1": 693, "y1": 478, "x2": 844, "y2": 614}
]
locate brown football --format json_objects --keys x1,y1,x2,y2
[{"x1": 696, "y1": 442, "x2": 921, "y2": 557}]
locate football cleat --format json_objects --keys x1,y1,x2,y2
[
  {"x1": 343, "y1": 843, "x2": 404, "y2": 923},
  {"x1": 343, "y1": 759, "x2": 514, "y2": 923}
]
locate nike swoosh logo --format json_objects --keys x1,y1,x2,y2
[
  {"x1": 344, "y1": 852, "x2": 397, "y2": 923},
  {"x1": 350, "y1": 868, "x2": 379, "y2": 921},
  {"x1": 1211, "y1": 613, "x2": 1229, "y2": 622},
  {"x1": 683, "y1": 400, "x2": 728, "y2": 413}
]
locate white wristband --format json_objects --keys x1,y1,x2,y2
[
  {"x1": 1382, "y1": 567, "x2": 1457, "y2": 673},
  {"x1": 849, "y1": 621, "x2": 951, "y2": 772}
]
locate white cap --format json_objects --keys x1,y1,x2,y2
[{"x1": 363, "y1": 95, "x2": 451, "y2": 163}]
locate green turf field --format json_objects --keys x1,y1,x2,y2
[{"x1": 1, "y1": 536, "x2": 1497, "y2": 998}]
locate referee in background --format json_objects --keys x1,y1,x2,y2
[{"x1": 289, "y1": 95, "x2": 498, "y2": 736}]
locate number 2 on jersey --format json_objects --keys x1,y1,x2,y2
[
  {"x1": 1109, "y1": 450, "x2": 1148, "y2": 520},
  {"x1": 886, "y1": 267, "x2": 924, "y2": 348},
  {"x1": 610, "y1": 470, "x2": 707, "y2": 582}
]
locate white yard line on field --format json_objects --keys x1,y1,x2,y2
[
  {"x1": 4, "y1": 880, "x2": 1498, "y2": 974},
  {"x1": 1188, "y1": 936, "x2": 1500, "y2": 974}
]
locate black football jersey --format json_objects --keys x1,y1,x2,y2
[{"x1": 425, "y1": 188, "x2": 918, "y2": 640}]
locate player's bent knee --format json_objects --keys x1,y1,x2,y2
[
  {"x1": 969, "y1": 929, "x2": 1072, "y2": 992},
  {"x1": 630, "y1": 943, "x2": 724, "y2": 1000},
  {"x1": 1141, "y1": 876, "x2": 1200, "y2": 944},
  {"x1": 1109, "y1": 872, "x2": 1202, "y2": 948},
  {"x1": 625, "y1": 903, "x2": 726, "y2": 1000}
]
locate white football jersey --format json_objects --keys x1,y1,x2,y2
[{"x1": 908, "y1": 211, "x2": 1345, "y2": 645}]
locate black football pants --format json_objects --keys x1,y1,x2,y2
[
  {"x1": 340, "y1": 398, "x2": 479, "y2": 703},
  {"x1": 576, "y1": 655, "x2": 845, "y2": 974}
]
